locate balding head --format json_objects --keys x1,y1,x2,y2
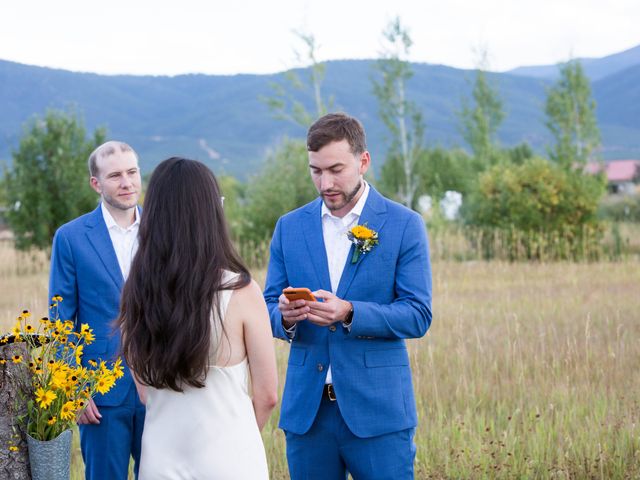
[{"x1": 88, "y1": 141, "x2": 138, "y2": 178}]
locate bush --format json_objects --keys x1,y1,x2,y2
[{"x1": 462, "y1": 157, "x2": 607, "y2": 259}]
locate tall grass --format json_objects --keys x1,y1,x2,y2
[{"x1": 1, "y1": 242, "x2": 638, "y2": 478}]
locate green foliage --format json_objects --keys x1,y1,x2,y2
[
  {"x1": 463, "y1": 157, "x2": 607, "y2": 259},
  {"x1": 372, "y1": 17, "x2": 425, "y2": 207},
  {"x1": 239, "y1": 138, "x2": 317, "y2": 245},
  {"x1": 3, "y1": 109, "x2": 106, "y2": 252},
  {"x1": 460, "y1": 66, "x2": 505, "y2": 168},
  {"x1": 379, "y1": 147, "x2": 476, "y2": 208},
  {"x1": 545, "y1": 60, "x2": 600, "y2": 168},
  {"x1": 598, "y1": 194, "x2": 640, "y2": 222}
]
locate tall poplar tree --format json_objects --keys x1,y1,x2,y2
[
  {"x1": 373, "y1": 17, "x2": 425, "y2": 208},
  {"x1": 545, "y1": 60, "x2": 600, "y2": 169}
]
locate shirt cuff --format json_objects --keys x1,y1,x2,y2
[{"x1": 283, "y1": 320, "x2": 297, "y2": 339}]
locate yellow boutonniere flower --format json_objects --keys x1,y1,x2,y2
[{"x1": 347, "y1": 224, "x2": 379, "y2": 263}]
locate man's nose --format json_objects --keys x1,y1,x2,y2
[{"x1": 320, "y1": 174, "x2": 334, "y2": 191}]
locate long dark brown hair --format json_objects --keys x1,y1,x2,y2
[{"x1": 118, "y1": 157, "x2": 250, "y2": 391}]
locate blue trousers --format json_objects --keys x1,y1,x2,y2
[
  {"x1": 79, "y1": 383, "x2": 145, "y2": 480},
  {"x1": 285, "y1": 396, "x2": 416, "y2": 480}
]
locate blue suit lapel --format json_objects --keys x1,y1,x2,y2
[
  {"x1": 84, "y1": 205, "x2": 124, "y2": 291},
  {"x1": 336, "y1": 187, "x2": 388, "y2": 299},
  {"x1": 302, "y1": 199, "x2": 332, "y2": 291}
]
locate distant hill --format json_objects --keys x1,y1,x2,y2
[
  {"x1": 508, "y1": 44, "x2": 640, "y2": 81},
  {"x1": 1, "y1": 48, "x2": 639, "y2": 178}
]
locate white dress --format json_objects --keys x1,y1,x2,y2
[{"x1": 139, "y1": 272, "x2": 269, "y2": 479}]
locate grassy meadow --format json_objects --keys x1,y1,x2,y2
[{"x1": 0, "y1": 241, "x2": 639, "y2": 478}]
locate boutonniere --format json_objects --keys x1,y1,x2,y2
[{"x1": 347, "y1": 224, "x2": 379, "y2": 264}]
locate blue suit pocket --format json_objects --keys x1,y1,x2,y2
[
  {"x1": 82, "y1": 339, "x2": 108, "y2": 363},
  {"x1": 288, "y1": 347, "x2": 307, "y2": 366},
  {"x1": 364, "y1": 348, "x2": 409, "y2": 367}
]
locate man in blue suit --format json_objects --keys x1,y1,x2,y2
[
  {"x1": 264, "y1": 113, "x2": 432, "y2": 479},
  {"x1": 49, "y1": 141, "x2": 145, "y2": 479}
]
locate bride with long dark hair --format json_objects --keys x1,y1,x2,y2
[{"x1": 117, "y1": 157, "x2": 277, "y2": 479}]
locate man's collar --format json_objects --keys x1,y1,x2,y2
[
  {"x1": 321, "y1": 181, "x2": 370, "y2": 219},
  {"x1": 101, "y1": 202, "x2": 139, "y2": 230}
]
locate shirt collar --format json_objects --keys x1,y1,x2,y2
[
  {"x1": 101, "y1": 202, "x2": 140, "y2": 231},
  {"x1": 321, "y1": 181, "x2": 370, "y2": 221}
]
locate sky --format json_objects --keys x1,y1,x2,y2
[{"x1": 1, "y1": 0, "x2": 639, "y2": 76}]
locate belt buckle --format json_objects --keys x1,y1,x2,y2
[{"x1": 327, "y1": 384, "x2": 336, "y2": 401}]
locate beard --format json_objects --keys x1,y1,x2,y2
[
  {"x1": 102, "y1": 191, "x2": 138, "y2": 211},
  {"x1": 322, "y1": 180, "x2": 363, "y2": 212}
]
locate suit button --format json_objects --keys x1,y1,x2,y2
[
  {"x1": 329, "y1": 325, "x2": 336, "y2": 332},
  {"x1": 317, "y1": 363, "x2": 324, "y2": 372}
]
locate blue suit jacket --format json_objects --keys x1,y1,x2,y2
[
  {"x1": 49, "y1": 205, "x2": 136, "y2": 407},
  {"x1": 264, "y1": 186, "x2": 432, "y2": 438}
]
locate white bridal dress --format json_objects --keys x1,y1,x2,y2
[{"x1": 138, "y1": 271, "x2": 269, "y2": 479}]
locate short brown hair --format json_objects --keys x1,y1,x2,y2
[
  {"x1": 88, "y1": 141, "x2": 138, "y2": 177},
  {"x1": 307, "y1": 112, "x2": 367, "y2": 154}
]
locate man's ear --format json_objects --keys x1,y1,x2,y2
[
  {"x1": 359, "y1": 151, "x2": 371, "y2": 175},
  {"x1": 89, "y1": 176, "x2": 102, "y2": 195}
]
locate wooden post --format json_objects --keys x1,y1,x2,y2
[{"x1": 0, "y1": 343, "x2": 31, "y2": 479}]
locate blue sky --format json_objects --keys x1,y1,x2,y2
[{"x1": 1, "y1": 0, "x2": 639, "y2": 76}]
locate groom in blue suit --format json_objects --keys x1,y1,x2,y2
[
  {"x1": 264, "y1": 113, "x2": 432, "y2": 479},
  {"x1": 49, "y1": 141, "x2": 145, "y2": 479}
]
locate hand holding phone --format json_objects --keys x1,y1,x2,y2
[{"x1": 282, "y1": 287, "x2": 317, "y2": 302}]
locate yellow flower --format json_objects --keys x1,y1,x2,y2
[
  {"x1": 47, "y1": 415, "x2": 57, "y2": 426},
  {"x1": 22, "y1": 310, "x2": 31, "y2": 318},
  {"x1": 112, "y1": 358, "x2": 125, "y2": 379},
  {"x1": 9, "y1": 446, "x2": 18, "y2": 452},
  {"x1": 12, "y1": 355, "x2": 22, "y2": 364},
  {"x1": 350, "y1": 225, "x2": 374, "y2": 240},
  {"x1": 35, "y1": 387, "x2": 57, "y2": 408},
  {"x1": 96, "y1": 373, "x2": 116, "y2": 394},
  {"x1": 80, "y1": 324, "x2": 95, "y2": 344},
  {"x1": 60, "y1": 401, "x2": 76, "y2": 421},
  {"x1": 88, "y1": 360, "x2": 98, "y2": 368},
  {"x1": 51, "y1": 370, "x2": 68, "y2": 389},
  {"x1": 75, "y1": 345, "x2": 84, "y2": 364},
  {"x1": 0, "y1": 359, "x2": 5, "y2": 365},
  {"x1": 25, "y1": 324, "x2": 34, "y2": 332},
  {"x1": 51, "y1": 295, "x2": 63, "y2": 302}
]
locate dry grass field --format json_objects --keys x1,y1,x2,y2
[{"x1": 0, "y1": 241, "x2": 638, "y2": 478}]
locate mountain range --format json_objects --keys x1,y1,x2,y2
[{"x1": 1, "y1": 44, "x2": 639, "y2": 178}]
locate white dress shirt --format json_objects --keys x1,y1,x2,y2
[
  {"x1": 321, "y1": 182, "x2": 370, "y2": 383},
  {"x1": 101, "y1": 202, "x2": 140, "y2": 280}
]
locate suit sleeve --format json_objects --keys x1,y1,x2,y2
[
  {"x1": 49, "y1": 228, "x2": 79, "y2": 327},
  {"x1": 263, "y1": 218, "x2": 291, "y2": 341},
  {"x1": 348, "y1": 212, "x2": 432, "y2": 339}
]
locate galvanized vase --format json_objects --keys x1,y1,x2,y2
[{"x1": 27, "y1": 429, "x2": 72, "y2": 480}]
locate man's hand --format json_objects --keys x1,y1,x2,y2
[
  {"x1": 77, "y1": 397, "x2": 102, "y2": 425},
  {"x1": 307, "y1": 290, "x2": 352, "y2": 327},
  {"x1": 278, "y1": 291, "x2": 311, "y2": 329}
]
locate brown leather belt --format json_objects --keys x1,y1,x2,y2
[{"x1": 323, "y1": 383, "x2": 336, "y2": 401}]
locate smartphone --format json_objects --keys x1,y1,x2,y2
[{"x1": 283, "y1": 287, "x2": 317, "y2": 302}]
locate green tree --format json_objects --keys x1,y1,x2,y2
[
  {"x1": 379, "y1": 147, "x2": 475, "y2": 209},
  {"x1": 372, "y1": 17, "x2": 425, "y2": 208},
  {"x1": 262, "y1": 31, "x2": 332, "y2": 128},
  {"x1": 545, "y1": 60, "x2": 600, "y2": 169},
  {"x1": 240, "y1": 139, "x2": 317, "y2": 243},
  {"x1": 4, "y1": 109, "x2": 106, "y2": 252},
  {"x1": 459, "y1": 51, "x2": 505, "y2": 169}
]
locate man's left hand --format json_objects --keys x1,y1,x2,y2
[{"x1": 307, "y1": 290, "x2": 352, "y2": 327}]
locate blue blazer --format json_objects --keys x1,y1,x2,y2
[
  {"x1": 264, "y1": 186, "x2": 432, "y2": 438},
  {"x1": 49, "y1": 205, "x2": 136, "y2": 407}
]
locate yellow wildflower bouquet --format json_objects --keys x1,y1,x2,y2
[{"x1": 1, "y1": 297, "x2": 124, "y2": 441}]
